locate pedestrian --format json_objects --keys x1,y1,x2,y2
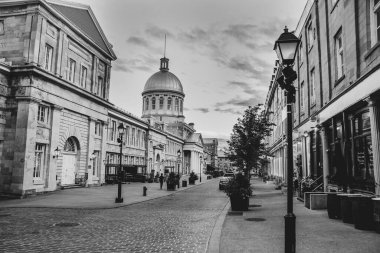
[{"x1": 159, "y1": 173, "x2": 164, "y2": 190}]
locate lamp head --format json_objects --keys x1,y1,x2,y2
[{"x1": 274, "y1": 26, "x2": 300, "y2": 67}]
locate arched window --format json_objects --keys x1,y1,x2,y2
[
  {"x1": 180, "y1": 100, "x2": 183, "y2": 112},
  {"x1": 64, "y1": 137, "x2": 78, "y2": 153},
  {"x1": 145, "y1": 98, "x2": 149, "y2": 110},
  {"x1": 152, "y1": 97, "x2": 156, "y2": 110},
  {"x1": 159, "y1": 97, "x2": 164, "y2": 109},
  {"x1": 168, "y1": 97, "x2": 172, "y2": 110},
  {"x1": 175, "y1": 98, "x2": 179, "y2": 111}
]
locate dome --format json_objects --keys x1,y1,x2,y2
[
  {"x1": 143, "y1": 71, "x2": 184, "y2": 95},
  {"x1": 142, "y1": 57, "x2": 184, "y2": 96}
]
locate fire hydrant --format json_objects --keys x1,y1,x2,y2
[{"x1": 143, "y1": 186, "x2": 147, "y2": 196}]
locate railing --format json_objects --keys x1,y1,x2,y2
[{"x1": 297, "y1": 175, "x2": 324, "y2": 201}]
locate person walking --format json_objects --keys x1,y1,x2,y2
[{"x1": 159, "y1": 173, "x2": 164, "y2": 190}]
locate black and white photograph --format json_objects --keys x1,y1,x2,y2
[{"x1": 0, "y1": 0, "x2": 380, "y2": 252}]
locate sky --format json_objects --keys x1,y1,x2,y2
[{"x1": 71, "y1": 0, "x2": 306, "y2": 139}]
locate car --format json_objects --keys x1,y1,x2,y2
[{"x1": 219, "y1": 172, "x2": 235, "y2": 190}]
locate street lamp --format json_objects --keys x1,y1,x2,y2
[
  {"x1": 115, "y1": 123, "x2": 125, "y2": 203},
  {"x1": 199, "y1": 155, "x2": 202, "y2": 182},
  {"x1": 177, "y1": 150, "x2": 181, "y2": 175},
  {"x1": 274, "y1": 26, "x2": 300, "y2": 253}
]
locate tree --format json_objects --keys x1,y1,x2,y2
[{"x1": 227, "y1": 105, "x2": 273, "y2": 178}]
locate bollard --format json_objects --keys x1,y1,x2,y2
[{"x1": 143, "y1": 186, "x2": 147, "y2": 196}]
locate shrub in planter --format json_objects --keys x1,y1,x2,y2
[
  {"x1": 223, "y1": 173, "x2": 252, "y2": 211},
  {"x1": 166, "y1": 172, "x2": 177, "y2": 191},
  {"x1": 189, "y1": 172, "x2": 198, "y2": 185}
]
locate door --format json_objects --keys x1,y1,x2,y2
[{"x1": 61, "y1": 154, "x2": 76, "y2": 185}]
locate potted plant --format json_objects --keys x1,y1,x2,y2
[
  {"x1": 223, "y1": 173, "x2": 252, "y2": 211},
  {"x1": 166, "y1": 172, "x2": 177, "y2": 191},
  {"x1": 189, "y1": 172, "x2": 198, "y2": 185}
]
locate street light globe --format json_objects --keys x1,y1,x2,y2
[
  {"x1": 117, "y1": 123, "x2": 125, "y2": 135},
  {"x1": 274, "y1": 26, "x2": 300, "y2": 66}
]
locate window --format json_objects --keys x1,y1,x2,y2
[
  {"x1": 180, "y1": 100, "x2": 183, "y2": 112},
  {"x1": 0, "y1": 20, "x2": 4, "y2": 35},
  {"x1": 145, "y1": 98, "x2": 149, "y2": 110},
  {"x1": 168, "y1": 97, "x2": 172, "y2": 110},
  {"x1": 310, "y1": 69, "x2": 316, "y2": 105},
  {"x1": 334, "y1": 29, "x2": 344, "y2": 80},
  {"x1": 68, "y1": 59, "x2": 76, "y2": 82},
  {"x1": 80, "y1": 66, "x2": 87, "y2": 88},
  {"x1": 44, "y1": 44, "x2": 53, "y2": 71},
  {"x1": 125, "y1": 125, "x2": 130, "y2": 145},
  {"x1": 159, "y1": 97, "x2": 164, "y2": 109},
  {"x1": 137, "y1": 130, "x2": 141, "y2": 147},
  {"x1": 370, "y1": 0, "x2": 380, "y2": 46},
  {"x1": 110, "y1": 120, "x2": 116, "y2": 141},
  {"x1": 175, "y1": 98, "x2": 179, "y2": 111},
  {"x1": 92, "y1": 150, "x2": 100, "y2": 176},
  {"x1": 152, "y1": 97, "x2": 156, "y2": 110},
  {"x1": 300, "y1": 82, "x2": 304, "y2": 109},
  {"x1": 34, "y1": 144, "x2": 45, "y2": 179},
  {"x1": 132, "y1": 128, "x2": 136, "y2": 146},
  {"x1": 37, "y1": 105, "x2": 49, "y2": 123},
  {"x1": 97, "y1": 77, "x2": 104, "y2": 97},
  {"x1": 307, "y1": 20, "x2": 314, "y2": 50},
  {"x1": 95, "y1": 122, "x2": 101, "y2": 136}
]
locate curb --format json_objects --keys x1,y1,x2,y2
[
  {"x1": 0, "y1": 178, "x2": 217, "y2": 210},
  {"x1": 205, "y1": 199, "x2": 230, "y2": 253}
]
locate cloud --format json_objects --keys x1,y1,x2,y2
[
  {"x1": 215, "y1": 96, "x2": 262, "y2": 108},
  {"x1": 126, "y1": 36, "x2": 149, "y2": 47},
  {"x1": 145, "y1": 25, "x2": 174, "y2": 39},
  {"x1": 223, "y1": 24, "x2": 256, "y2": 41},
  {"x1": 113, "y1": 57, "x2": 154, "y2": 73},
  {"x1": 228, "y1": 81, "x2": 257, "y2": 95},
  {"x1": 214, "y1": 107, "x2": 243, "y2": 115},
  {"x1": 194, "y1": 108, "x2": 210, "y2": 113}
]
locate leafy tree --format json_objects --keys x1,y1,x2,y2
[{"x1": 227, "y1": 105, "x2": 273, "y2": 177}]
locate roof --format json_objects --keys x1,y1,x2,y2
[
  {"x1": 47, "y1": 0, "x2": 116, "y2": 60},
  {"x1": 143, "y1": 70, "x2": 184, "y2": 95}
]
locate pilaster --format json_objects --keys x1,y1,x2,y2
[{"x1": 321, "y1": 126, "x2": 329, "y2": 192}]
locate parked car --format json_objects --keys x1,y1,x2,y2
[{"x1": 219, "y1": 172, "x2": 235, "y2": 190}]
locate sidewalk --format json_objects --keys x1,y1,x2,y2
[
  {"x1": 218, "y1": 178, "x2": 380, "y2": 253},
  {"x1": 0, "y1": 177, "x2": 211, "y2": 209}
]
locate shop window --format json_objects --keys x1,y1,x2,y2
[{"x1": 352, "y1": 111, "x2": 374, "y2": 192}]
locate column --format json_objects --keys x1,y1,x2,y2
[
  {"x1": 37, "y1": 17, "x2": 47, "y2": 66},
  {"x1": 368, "y1": 98, "x2": 380, "y2": 196},
  {"x1": 301, "y1": 135, "x2": 307, "y2": 178},
  {"x1": 321, "y1": 126, "x2": 329, "y2": 192},
  {"x1": 86, "y1": 117, "x2": 96, "y2": 186},
  {"x1": 46, "y1": 105, "x2": 63, "y2": 191},
  {"x1": 29, "y1": 14, "x2": 43, "y2": 65}
]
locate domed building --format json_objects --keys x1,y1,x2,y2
[
  {"x1": 141, "y1": 57, "x2": 205, "y2": 176},
  {"x1": 142, "y1": 57, "x2": 185, "y2": 123}
]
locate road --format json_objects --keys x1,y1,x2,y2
[{"x1": 0, "y1": 180, "x2": 228, "y2": 253}]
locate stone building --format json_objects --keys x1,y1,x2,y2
[
  {"x1": 203, "y1": 138, "x2": 218, "y2": 168},
  {"x1": 265, "y1": 0, "x2": 380, "y2": 196},
  {"x1": 0, "y1": 0, "x2": 204, "y2": 197}
]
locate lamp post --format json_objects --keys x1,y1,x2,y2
[
  {"x1": 274, "y1": 26, "x2": 300, "y2": 253},
  {"x1": 115, "y1": 123, "x2": 125, "y2": 203},
  {"x1": 199, "y1": 155, "x2": 202, "y2": 182}
]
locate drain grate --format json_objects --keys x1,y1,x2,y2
[
  {"x1": 249, "y1": 204, "x2": 262, "y2": 207},
  {"x1": 53, "y1": 222, "x2": 81, "y2": 227},
  {"x1": 245, "y1": 218, "x2": 266, "y2": 222},
  {"x1": 0, "y1": 214, "x2": 11, "y2": 217}
]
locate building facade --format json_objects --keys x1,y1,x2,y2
[
  {"x1": 0, "y1": 0, "x2": 204, "y2": 197},
  {"x1": 265, "y1": 0, "x2": 380, "y2": 196}
]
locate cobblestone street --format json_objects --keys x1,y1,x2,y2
[{"x1": 0, "y1": 181, "x2": 228, "y2": 253}]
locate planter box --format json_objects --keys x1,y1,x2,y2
[
  {"x1": 304, "y1": 192, "x2": 314, "y2": 209},
  {"x1": 189, "y1": 179, "x2": 195, "y2": 185},
  {"x1": 373, "y1": 198, "x2": 380, "y2": 233},
  {"x1": 339, "y1": 194, "x2": 361, "y2": 224},
  {"x1": 327, "y1": 192, "x2": 341, "y2": 219},
  {"x1": 351, "y1": 195, "x2": 374, "y2": 230},
  {"x1": 230, "y1": 196, "x2": 249, "y2": 211},
  {"x1": 310, "y1": 193, "x2": 327, "y2": 210},
  {"x1": 167, "y1": 183, "x2": 176, "y2": 191}
]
